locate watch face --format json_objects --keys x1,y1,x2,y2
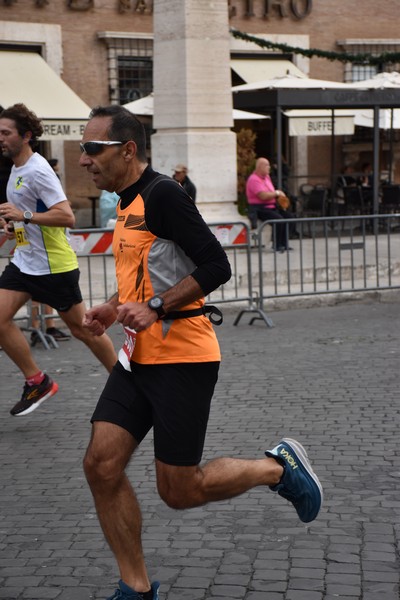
[
  {"x1": 24, "y1": 211, "x2": 33, "y2": 220},
  {"x1": 150, "y1": 296, "x2": 163, "y2": 309}
]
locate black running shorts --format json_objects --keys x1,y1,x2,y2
[
  {"x1": 0, "y1": 262, "x2": 83, "y2": 312},
  {"x1": 91, "y1": 360, "x2": 220, "y2": 466}
]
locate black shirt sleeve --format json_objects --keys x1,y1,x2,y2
[{"x1": 144, "y1": 178, "x2": 231, "y2": 296}]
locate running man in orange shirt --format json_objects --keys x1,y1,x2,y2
[{"x1": 80, "y1": 105, "x2": 323, "y2": 600}]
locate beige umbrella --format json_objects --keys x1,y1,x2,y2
[
  {"x1": 123, "y1": 93, "x2": 154, "y2": 116},
  {"x1": 348, "y1": 72, "x2": 400, "y2": 183},
  {"x1": 232, "y1": 73, "x2": 351, "y2": 92},
  {"x1": 348, "y1": 72, "x2": 400, "y2": 130},
  {"x1": 348, "y1": 71, "x2": 400, "y2": 89},
  {"x1": 123, "y1": 94, "x2": 269, "y2": 120}
]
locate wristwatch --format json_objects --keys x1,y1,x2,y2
[
  {"x1": 23, "y1": 210, "x2": 33, "y2": 224},
  {"x1": 148, "y1": 295, "x2": 166, "y2": 319}
]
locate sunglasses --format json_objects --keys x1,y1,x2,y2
[{"x1": 80, "y1": 140, "x2": 127, "y2": 156}]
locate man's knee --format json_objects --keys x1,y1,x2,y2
[
  {"x1": 68, "y1": 321, "x2": 88, "y2": 342},
  {"x1": 83, "y1": 446, "x2": 129, "y2": 494},
  {"x1": 83, "y1": 443, "x2": 110, "y2": 483},
  {"x1": 158, "y1": 483, "x2": 193, "y2": 510},
  {"x1": 83, "y1": 423, "x2": 137, "y2": 485},
  {"x1": 58, "y1": 304, "x2": 88, "y2": 341},
  {"x1": 83, "y1": 439, "x2": 119, "y2": 483},
  {"x1": 156, "y1": 463, "x2": 201, "y2": 510},
  {"x1": 157, "y1": 481, "x2": 184, "y2": 509}
]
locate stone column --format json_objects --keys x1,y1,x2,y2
[{"x1": 151, "y1": 0, "x2": 238, "y2": 221}]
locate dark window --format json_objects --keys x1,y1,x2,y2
[
  {"x1": 118, "y1": 56, "x2": 153, "y2": 104},
  {"x1": 341, "y1": 41, "x2": 400, "y2": 83},
  {"x1": 100, "y1": 35, "x2": 153, "y2": 105}
]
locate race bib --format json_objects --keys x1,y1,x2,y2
[
  {"x1": 14, "y1": 221, "x2": 30, "y2": 251},
  {"x1": 118, "y1": 327, "x2": 137, "y2": 371}
]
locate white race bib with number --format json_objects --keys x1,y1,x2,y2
[
  {"x1": 13, "y1": 221, "x2": 30, "y2": 252},
  {"x1": 118, "y1": 327, "x2": 137, "y2": 371}
]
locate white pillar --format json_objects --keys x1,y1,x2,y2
[{"x1": 151, "y1": 0, "x2": 238, "y2": 222}]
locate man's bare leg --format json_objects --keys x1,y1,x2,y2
[
  {"x1": 83, "y1": 422, "x2": 151, "y2": 593},
  {"x1": 0, "y1": 289, "x2": 41, "y2": 378},
  {"x1": 85, "y1": 425, "x2": 322, "y2": 593},
  {"x1": 155, "y1": 456, "x2": 284, "y2": 509},
  {"x1": 156, "y1": 439, "x2": 323, "y2": 524},
  {"x1": 59, "y1": 302, "x2": 117, "y2": 372},
  {"x1": 84, "y1": 421, "x2": 285, "y2": 591}
]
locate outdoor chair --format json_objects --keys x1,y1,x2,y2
[
  {"x1": 341, "y1": 186, "x2": 369, "y2": 232},
  {"x1": 299, "y1": 183, "x2": 314, "y2": 212},
  {"x1": 342, "y1": 186, "x2": 365, "y2": 214},
  {"x1": 380, "y1": 185, "x2": 400, "y2": 213},
  {"x1": 380, "y1": 185, "x2": 400, "y2": 230},
  {"x1": 301, "y1": 186, "x2": 327, "y2": 236}
]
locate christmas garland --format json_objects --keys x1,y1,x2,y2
[{"x1": 230, "y1": 28, "x2": 400, "y2": 66}]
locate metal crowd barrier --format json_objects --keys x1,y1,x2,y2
[
  {"x1": 70, "y1": 224, "x2": 275, "y2": 326},
  {"x1": 1, "y1": 214, "x2": 399, "y2": 338},
  {"x1": 68, "y1": 228, "x2": 116, "y2": 307},
  {"x1": 251, "y1": 213, "x2": 400, "y2": 316},
  {"x1": 67, "y1": 216, "x2": 400, "y2": 327},
  {"x1": 67, "y1": 224, "x2": 260, "y2": 311},
  {"x1": 69, "y1": 223, "x2": 273, "y2": 326},
  {"x1": 207, "y1": 222, "x2": 273, "y2": 326}
]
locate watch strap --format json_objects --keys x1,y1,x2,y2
[
  {"x1": 154, "y1": 304, "x2": 166, "y2": 319},
  {"x1": 148, "y1": 296, "x2": 166, "y2": 319}
]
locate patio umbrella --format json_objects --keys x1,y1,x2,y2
[
  {"x1": 348, "y1": 71, "x2": 400, "y2": 89},
  {"x1": 232, "y1": 73, "x2": 350, "y2": 92},
  {"x1": 353, "y1": 109, "x2": 400, "y2": 129},
  {"x1": 123, "y1": 93, "x2": 154, "y2": 116},
  {"x1": 349, "y1": 72, "x2": 400, "y2": 183},
  {"x1": 233, "y1": 74, "x2": 352, "y2": 191},
  {"x1": 349, "y1": 71, "x2": 400, "y2": 129},
  {"x1": 350, "y1": 72, "x2": 400, "y2": 128},
  {"x1": 123, "y1": 93, "x2": 269, "y2": 120},
  {"x1": 233, "y1": 74, "x2": 400, "y2": 215}
]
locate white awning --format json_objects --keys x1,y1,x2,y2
[
  {"x1": 232, "y1": 108, "x2": 269, "y2": 120},
  {"x1": 123, "y1": 94, "x2": 269, "y2": 121},
  {"x1": 0, "y1": 51, "x2": 91, "y2": 140},
  {"x1": 353, "y1": 108, "x2": 400, "y2": 129},
  {"x1": 233, "y1": 74, "x2": 350, "y2": 92},
  {"x1": 284, "y1": 109, "x2": 355, "y2": 136},
  {"x1": 231, "y1": 59, "x2": 306, "y2": 84}
]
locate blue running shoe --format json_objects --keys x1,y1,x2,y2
[
  {"x1": 107, "y1": 579, "x2": 160, "y2": 600},
  {"x1": 265, "y1": 437, "x2": 323, "y2": 523}
]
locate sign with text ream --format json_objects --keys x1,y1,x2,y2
[{"x1": 42, "y1": 121, "x2": 87, "y2": 141}]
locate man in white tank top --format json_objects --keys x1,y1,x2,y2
[{"x1": 0, "y1": 103, "x2": 117, "y2": 417}]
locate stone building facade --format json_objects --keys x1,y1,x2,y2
[{"x1": 1, "y1": 0, "x2": 399, "y2": 223}]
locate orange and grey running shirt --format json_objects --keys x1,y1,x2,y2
[
  {"x1": 7, "y1": 152, "x2": 78, "y2": 275},
  {"x1": 114, "y1": 166, "x2": 231, "y2": 366}
]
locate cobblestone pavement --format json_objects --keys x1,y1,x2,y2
[{"x1": 0, "y1": 297, "x2": 399, "y2": 600}]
